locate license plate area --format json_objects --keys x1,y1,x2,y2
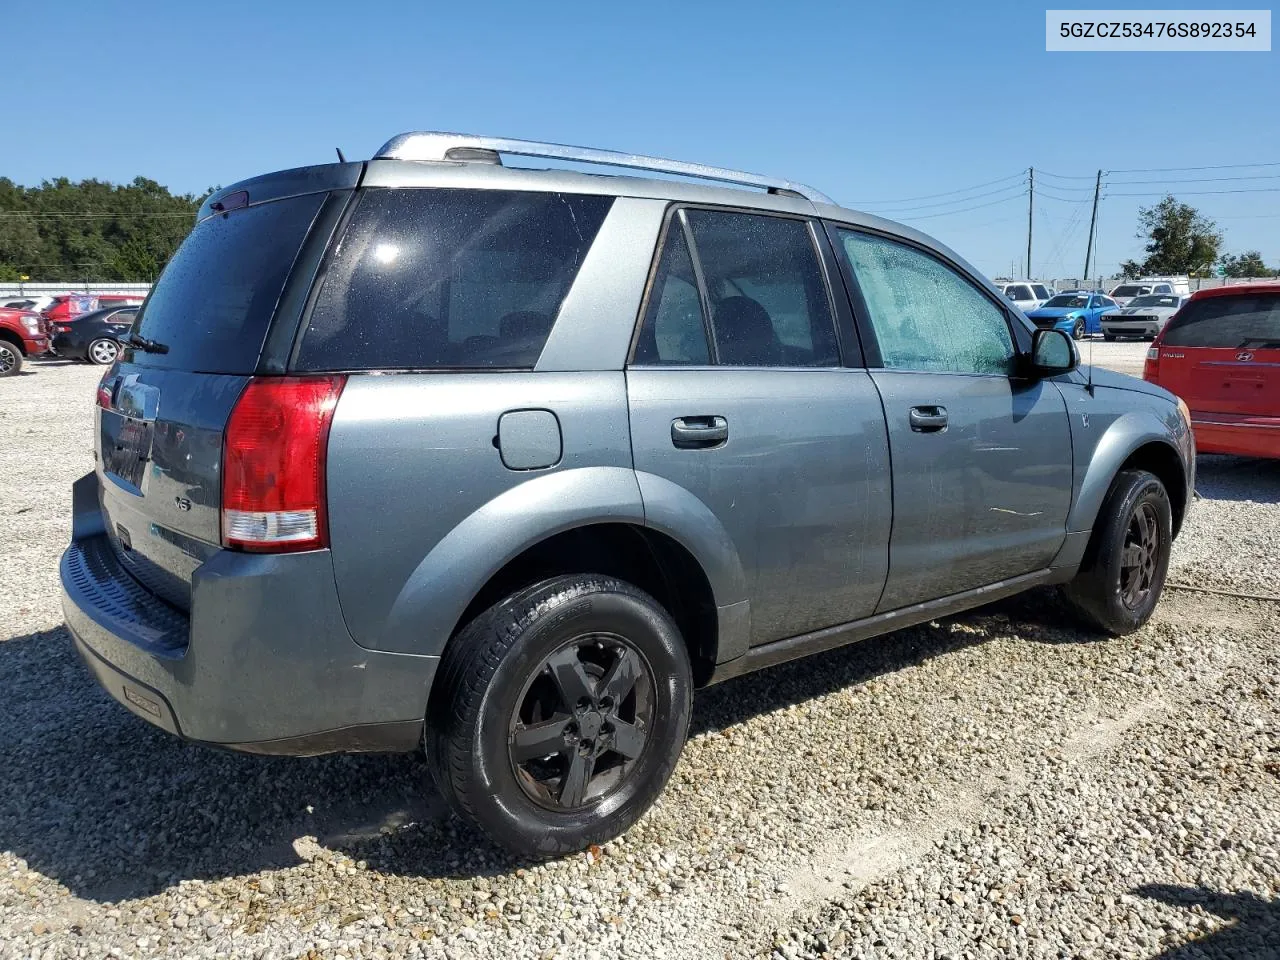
[{"x1": 103, "y1": 415, "x2": 154, "y2": 491}]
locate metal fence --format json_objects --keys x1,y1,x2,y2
[
  {"x1": 0, "y1": 282, "x2": 152, "y2": 298},
  {"x1": 1033, "y1": 277, "x2": 1278, "y2": 293}
]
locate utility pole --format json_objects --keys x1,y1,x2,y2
[
  {"x1": 1083, "y1": 169, "x2": 1102, "y2": 283},
  {"x1": 1026, "y1": 168, "x2": 1034, "y2": 278}
]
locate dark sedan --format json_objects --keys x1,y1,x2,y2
[{"x1": 50, "y1": 305, "x2": 138, "y2": 365}]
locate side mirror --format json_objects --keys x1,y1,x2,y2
[{"x1": 1030, "y1": 328, "x2": 1078, "y2": 377}]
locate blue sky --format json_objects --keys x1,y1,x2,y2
[{"x1": 10, "y1": 0, "x2": 1279, "y2": 279}]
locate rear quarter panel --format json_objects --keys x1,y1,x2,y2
[{"x1": 326, "y1": 372, "x2": 638, "y2": 655}]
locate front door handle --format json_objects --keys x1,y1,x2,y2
[
  {"x1": 909, "y1": 405, "x2": 948, "y2": 433},
  {"x1": 672, "y1": 415, "x2": 728, "y2": 449}
]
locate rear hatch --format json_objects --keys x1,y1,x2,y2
[
  {"x1": 1152, "y1": 289, "x2": 1280, "y2": 418},
  {"x1": 96, "y1": 172, "x2": 355, "y2": 609}
]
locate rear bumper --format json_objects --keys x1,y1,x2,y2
[
  {"x1": 1191, "y1": 414, "x2": 1280, "y2": 460},
  {"x1": 61, "y1": 472, "x2": 437, "y2": 754},
  {"x1": 1101, "y1": 321, "x2": 1158, "y2": 338}
]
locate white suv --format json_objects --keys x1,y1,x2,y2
[
  {"x1": 1109, "y1": 277, "x2": 1190, "y2": 306},
  {"x1": 998, "y1": 281, "x2": 1053, "y2": 313}
]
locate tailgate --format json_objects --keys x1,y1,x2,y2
[
  {"x1": 98, "y1": 366, "x2": 249, "y2": 610},
  {"x1": 1153, "y1": 346, "x2": 1280, "y2": 416}
]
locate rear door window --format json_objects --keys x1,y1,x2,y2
[
  {"x1": 1009, "y1": 284, "x2": 1033, "y2": 301},
  {"x1": 129, "y1": 192, "x2": 326, "y2": 372},
  {"x1": 297, "y1": 188, "x2": 612, "y2": 371},
  {"x1": 1163, "y1": 293, "x2": 1280, "y2": 348},
  {"x1": 1032, "y1": 284, "x2": 1052, "y2": 300}
]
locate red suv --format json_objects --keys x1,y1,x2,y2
[
  {"x1": 0, "y1": 307, "x2": 50, "y2": 376},
  {"x1": 42, "y1": 293, "x2": 144, "y2": 325},
  {"x1": 1144, "y1": 283, "x2": 1280, "y2": 459}
]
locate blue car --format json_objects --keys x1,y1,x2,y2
[{"x1": 1025, "y1": 292, "x2": 1118, "y2": 340}]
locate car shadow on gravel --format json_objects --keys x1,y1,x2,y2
[
  {"x1": 1134, "y1": 884, "x2": 1280, "y2": 958},
  {"x1": 1194, "y1": 455, "x2": 1280, "y2": 505},
  {"x1": 0, "y1": 603, "x2": 1092, "y2": 902}
]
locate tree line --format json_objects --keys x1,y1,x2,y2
[{"x1": 0, "y1": 177, "x2": 211, "y2": 283}]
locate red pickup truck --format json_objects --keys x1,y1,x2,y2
[{"x1": 0, "y1": 307, "x2": 50, "y2": 376}]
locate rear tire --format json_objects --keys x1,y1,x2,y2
[
  {"x1": 0, "y1": 340, "x2": 21, "y2": 377},
  {"x1": 88, "y1": 338, "x2": 119, "y2": 366},
  {"x1": 427, "y1": 574, "x2": 693, "y2": 858},
  {"x1": 1062, "y1": 469, "x2": 1172, "y2": 635}
]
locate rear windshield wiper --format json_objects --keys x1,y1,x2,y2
[{"x1": 125, "y1": 333, "x2": 170, "y2": 355}]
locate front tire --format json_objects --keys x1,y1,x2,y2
[
  {"x1": 0, "y1": 340, "x2": 21, "y2": 376},
  {"x1": 88, "y1": 338, "x2": 119, "y2": 366},
  {"x1": 1062, "y1": 469, "x2": 1173, "y2": 635},
  {"x1": 427, "y1": 575, "x2": 693, "y2": 858},
  {"x1": 1073, "y1": 319, "x2": 1086, "y2": 341}
]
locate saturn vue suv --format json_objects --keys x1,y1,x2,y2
[{"x1": 61, "y1": 133, "x2": 1194, "y2": 857}]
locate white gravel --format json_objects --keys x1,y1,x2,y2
[{"x1": 1, "y1": 355, "x2": 1276, "y2": 960}]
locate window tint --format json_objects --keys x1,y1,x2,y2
[
  {"x1": 1009, "y1": 285, "x2": 1033, "y2": 301},
  {"x1": 1032, "y1": 284, "x2": 1052, "y2": 300},
  {"x1": 130, "y1": 192, "x2": 324, "y2": 372},
  {"x1": 683, "y1": 209, "x2": 838, "y2": 367},
  {"x1": 838, "y1": 229, "x2": 1015, "y2": 375},
  {"x1": 1163, "y1": 293, "x2": 1280, "y2": 348},
  {"x1": 299, "y1": 188, "x2": 612, "y2": 371},
  {"x1": 633, "y1": 221, "x2": 710, "y2": 365}
]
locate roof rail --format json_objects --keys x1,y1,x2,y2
[{"x1": 373, "y1": 132, "x2": 834, "y2": 205}]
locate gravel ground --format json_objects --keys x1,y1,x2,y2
[{"x1": 0, "y1": 355, "x2": 1276, "y2": 960}]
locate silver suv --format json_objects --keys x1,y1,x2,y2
[{"x1": 61, "y1": 133, "x2": 1194, "y2": 857}]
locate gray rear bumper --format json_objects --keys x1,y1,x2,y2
[{"x1": 61, "y1": 475, "x2": 436, "y2": 754}]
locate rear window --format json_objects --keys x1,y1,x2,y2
[
  {"x1": 297, "y1": 188, "x2": 612, "y2": 371},
  {"x1": 128, "y1": 193, "x2": 325, "y2": 372},
  {"x1": 1111, "y1": 285, "x2": 1150, "y2": 298},
  {"x1": 1163, "y1": 292, "x2": 1280, "y2": 348}
]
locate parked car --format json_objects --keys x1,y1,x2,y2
[
  {"x1": 1144, "y1": 282, "x2": 1280, "y2": 458},
  {"x1": 998, "y1": 280, "x2": 1054, "y2": 313},
  {"x1": 1025, "y1": 292, "x2": 1119, "y2": 339},
  {"x1": 50, "y1": 305, "x2": 139, "y2": 364},
  {"x1": 61, "y1": 132, "x2": 1194, "y2": 857},
  {"x1": 0, "y1": 307, "x2": 50, "y2": 376},
  {"x1": 1101, "y1": 294, "x2": 1189, "y2": 341},
  {"x1": 1109, "y1": 278, "x2": 1191, "y2": 306},
  {"x1": 0, "y1": 296, "x2": 47, "y2": 311},
  {"x1": 41, "y1": 293, "x2": 144, "y2": 325}
]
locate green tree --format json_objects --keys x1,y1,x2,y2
[
  {"x1": 1121, "y1": 195, "x2": 1223, "y2": 278},
  {"x1": 0, "y1": 176, "x2": 210, "y2": 282},
  {"x1": 1218, "y1": 250, "x2": 1278, "y2": 278}
]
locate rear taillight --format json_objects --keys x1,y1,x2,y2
[
  {"x1": 222, "y1": 376, "x2": 346, "y2": 553},
  {"x1": 96, "y1": 370, "x2": 114, "y2": 408}
]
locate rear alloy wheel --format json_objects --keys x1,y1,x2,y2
[
  {"x1": 1062, "y1": 469, "x2": 1173, "y2": 635},
  {"x1": 1073, "y1": 319, "x2": 1086, "y2": 341},
  {"x1": 0, "y1": 341, "x2": 21, "y2": 377},
  {"x1": 88, "y1": 338, "x2": 119, "y2": 366},
  {"x1": 428, "y1": 574, "x2": 692, "y2": 858}
]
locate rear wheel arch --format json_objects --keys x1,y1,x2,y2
[{"x1": 446, "y1": 522, "x2": 721, "y2": 686}]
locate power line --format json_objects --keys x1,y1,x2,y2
[
  {"x1": 1109, "y1": 160, "x2": 1280, "y2": 174},
  {"x1": 869, "y1": 184, "x2": 1026, "y2": 215},
  {"x1": 1106, "y1": 173, "x2": 1280, "y2": 186},
  {"x1": 1105, "y1": 186, "x2": 1280, "y2": 198},
  {"x1": 894, "y1": 194, "x2": 1026, "y2": 221},
  {"x1": 847, "y1": 171, "x2": 1026, "y2": 206},
  {"x1": 1036, "y1": 169, "x2": 1099, "y2": 181}
]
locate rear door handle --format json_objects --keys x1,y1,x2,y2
[
  {"x1": 908, "y1": 405, "x2": 948, "y2": 433},
  {"x1": 671, "y1": 416, "x2": 728, "y2": 449}
]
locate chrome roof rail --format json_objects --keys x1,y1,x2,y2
[{"x1": 373, "y1": 131, "x2": 833, "y2": 204}]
